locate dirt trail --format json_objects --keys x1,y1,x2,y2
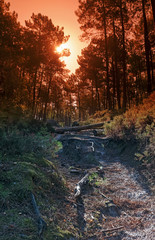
[{"x1": 56, "y1": 131, "x2": 155, "y2": 240}]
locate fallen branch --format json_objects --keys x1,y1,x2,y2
[
  {"x1": 74, "y1": 173, "x2": 90, "y2": 197},
  {"x1": 31, "y1": 193, "x2": 47, "y2": 237},
  {"x1": 99, "y1": 190, "x2": 112, "y2": 201},
  {"x1": 102, "y1": 226, "x2": 124, "y2": 233},
  {"x1": 55, "y1": 122, "x2": 104, "y2": 134},
  {"x1": 70, "y1": 169, "x2": 83, "y2": 174}
]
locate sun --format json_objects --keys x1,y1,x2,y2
[
  {"x1": 55, "y1": 39, "x2": 78, "y2": 73},
  {"x1": 56, "y1": 42, "x2": 71, "y2": 54}
]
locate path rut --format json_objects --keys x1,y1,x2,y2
[{"x1": 57, "y1": 132, "x2": 155, "y2": 240}]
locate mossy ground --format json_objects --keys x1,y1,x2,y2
[{"x1": 0, "y1": 151, "x2": 75, "y2": 240}]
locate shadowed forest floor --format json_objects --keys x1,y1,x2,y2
[{"x1": 55, "y1": 130, "x2": 155, "y2": 240}]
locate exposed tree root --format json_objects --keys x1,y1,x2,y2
[
  {"x1": 31, "y1": 193, "x2": 47, "y2": 238},
  {"x1": 74, "y1": 173, "x2": 90, "y2": 198}
]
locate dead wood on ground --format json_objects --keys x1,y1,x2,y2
[
  {"x1": 55, "y1": 122, "x2": 104, "y2": 134},
  {"x1": 74, "y1": 173, "x2": 90, "y2": 198},
  {"x1": 102, "y1": 226, "x2": 124, "y2": 233}
]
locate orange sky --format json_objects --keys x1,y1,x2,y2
[{"x1": 9, "y1": 0, "x2": 86, "y2": 73}]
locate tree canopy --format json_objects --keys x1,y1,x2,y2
[{"x1": 0, "y1": 0, "x2": 154, "y2": 123}]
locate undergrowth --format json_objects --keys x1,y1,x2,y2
[
  {"x1": 104, "y1": 92, "x2": 155, "y2": 167},
  {"x1": 79, "y1": 109, "x2": 119, "y2": 125},
  {"x1": 80, "y1": 92, "x2": 155, "y2": 185},
  {"x1": 0, "y1": 115, "x2": 74, "y2": 240}
]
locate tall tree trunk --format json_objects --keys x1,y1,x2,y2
[
  {"x1": 112, "y1": 57, "x2": 116, "y2": 109},
  {"x1": 34, "y1": 70, "x2": 43, "y2": 118},
  {"x1": 91, "y1": 80, "x2": 95, "y2": 114},
  {"x1": 138, "y1": 59, "x2": 144, "y2": 101},
  {"x1": 135, "y1": 75, "x2": 139, "y2": 106},
  {"x1": 120, "y1": 0, "x2": 127, "y2": 110},
  {"x1": 142, "y1": 0, "x2": 152, "y2": 94},
  {"x1": 103, "y1": 2, "x2": 111, "y2": 110},
  {"x1": 151, "y1": 0, "x2": 155, "y2": 22},
  {"x1": 77, "y1": 84, "x2": 81, "y2": 121},
  {"x1": 69, "y1": 94, "x2": 72, "y2": 126},
  {"x1": 102, "y1": 85, "x2": 106, "y2": 109},
  {"x1": 95, "y1": 76, "x2": 101, "y2": 111},
  {"x1": 113, "y1": 18, "x2": 121, "y2": 109},
  {"x1": 43, "y1": 74, "x2": 52, "y2": 121},
  {"x1": 32, "y1": 69, "x2": 37, "y2": 116},
  {"x1": 19, "y1": 69, "x2": 25, "y2": 104},
  {"x1": 150, "y1": 49, "x2": 154, "y2": 89},
  {"x1": 37, "y1": 71, "x2": 44, "y2": 99}
]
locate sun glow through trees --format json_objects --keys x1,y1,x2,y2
[
  {"x1": 56, "y1": 42, "x2": 71, "y2": 53},
  {"x1": 56, "y1": 40, "x2": 77, "y2": 72}
]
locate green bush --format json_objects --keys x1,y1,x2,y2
[
  {"x1": 0, "y1": 126, "x2": 56, "y2": 157},
  {"x1": 104, "y1": 92, "x2": 155, "y2": 165}
]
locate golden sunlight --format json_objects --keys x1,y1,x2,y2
[
  {"x1": 56, "y1": 39, "x2": 78, "y2": 72},
  {"x1": 56, "y1": 42, "x2": 71, "y2": 54}
]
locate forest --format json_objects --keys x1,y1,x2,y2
[
  {"x1": 0, "y1": 0, "x2": 154, "y2": 122},
  {"x1": 0, "y1": 0, "x2": 154, "y2": 240}
]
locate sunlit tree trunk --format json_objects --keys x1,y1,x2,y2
[
  {"x1": 103, "y1": 85, "x2": 106, "y2": 109},
  {"x1": 113, "y1": 18, "x2": 121, "y2": 109},
  {"x1": 151, "y1": 0, "x2": 155, "y2": 22},
  {"x1": 69, "y1": 93, "x2": 72, "y2": 126},
  {"x1": 138, "y1": 58, "x2": 144, "y2": 101},
  {"x1": 34, "y1": 70, "x2": 43, "y2": 117},
  {"x1": 43, "y1": 74, "x2": 52, "y2": 121},
  {"x1": 119, "y1": 0, "x2": 127, "y2": 110},
  {"x1": 32, "y1": 69, "x2": 37, "y2": 116},
  {"x1": 18, "y1": 68, "x2": 25, "y2": 104},
  {"x1": 150, "y1": 49, "x2": 154, "y2": 89},
  {"x1": 102, "y1": 2, "x2": 111, "y2": 110},
  {"x1": 142, "y1": 0, "x2": 152, "y2": 94},
  {"x1": 94, "y1": 75, "x2": 101, "y2": 111},
  {"x1": 91, "y1": 80, "x2": 95, "y2": 114},
  {"x1": 135, "y1": 75, "x2": 139, "y2": 106},
  {"x1": 77, "y1": 84, "x2": 81, "y2": 121},
  {"x1": 112, "y1": 57, "x2": 116, "y2": 109}
]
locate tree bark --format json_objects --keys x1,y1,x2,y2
[
  {"x1": 91, "y1": 80, "x2": 95, "y2": 114},
  {"x1": 102, "y1": 2, "x2": 111, "y2": 110},
  {"x1": 95, "y1": 76, "x2": 101, "y2": 111},
  {"x1": 113, "y1": 18, "x2": 121, "y2": 109},
  {"x1": 150, "y1": 49, "x2": 154, "y2": 89},
  {"x1": 32, "y1": 69, "x2": 37, "y2": 115},
  {"x1": 151, "y1": 0, "x2": 155, "y2": 22},
  {"x1": 34, "y1": 70, "x2": 43, "y2": 118},
  {"x1": 120, "y1": 0, "x2": 127, "y2": 110},
  {"x1": 77, "y1": 84, "x2": 81, "y2": 121},
  {"x1": 43, "y1": 74, "x2": 52, "y2": 121},
  {"x1": 142, "y1": 0, "x2": 152, "y2": 94},
  {"x1": 112, "y1": 57, "x2": 116, "y2": 109},
  {"x1": 55, "y1": 122, "x2": 105, "y2": 134}
]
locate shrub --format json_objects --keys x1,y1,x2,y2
[
  {"x1": 104, "y1": 92, "x2": 155, "y2": 165},
  {"x1": 0, "y1": 127, "x2": 56, "y2": 157}
]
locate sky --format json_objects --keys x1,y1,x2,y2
[{"x1": 9, "y1": 0, "x2": 87, "y2": 73}]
